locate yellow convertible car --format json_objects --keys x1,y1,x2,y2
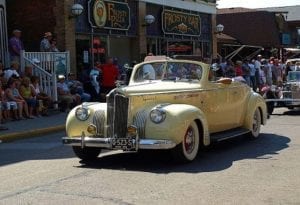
[{"x1": 62, "y1": 59, "x2": 267, "y2": 162}]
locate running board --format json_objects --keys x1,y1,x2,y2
[{"x1": 210, "y1": 128, "x2": 250, "y2": 142}]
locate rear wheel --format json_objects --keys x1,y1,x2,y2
[
  {"x1": 72, "y1": 146, "x2": 101, "y2": 160},
  {"x1": 171, "y1": 121, "x2": 200, "y2": 162},
  {"x1": 249, "y1": 108, "x2": 261, "y2": 139}
]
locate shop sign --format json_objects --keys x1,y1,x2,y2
[
  {"x1": 162, "y1": 9, "x2": 201, "y2": 36},
  {"x1": 88, "y1": 0, "x2": 130, "y2": 30}
]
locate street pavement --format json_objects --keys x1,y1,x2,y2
[
  {"x1": 0, "y1": 110, "x2": 67, "y2": 142},
  {"x1": 0, "y1": 108, "x2": 299, "y2": 204}
]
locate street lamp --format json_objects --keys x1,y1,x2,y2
[
  {"x1": 69, "y1": 3, "x2": 84, "y2": 19},
  {"x1": 142, "y1": 15, "x2": 155, "y2": 26},
  {"x1": 215, "y1": 24, "x2": 224, "y2": 34}
]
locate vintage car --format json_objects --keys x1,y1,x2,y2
[
  {"x1": 62, "y1": 59, "x2": 267, "y2": 162},
  {"x1": 264, "y1": 70, "x2": 300, "y2": 114}
]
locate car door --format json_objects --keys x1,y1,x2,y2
[{"x1": 203, "y1": 81, "x2": 237, "y2": 133}]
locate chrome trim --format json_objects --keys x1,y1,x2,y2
[
  {"x1": 62, "y1": 137, "x2": 176, "y2": 150},
  {"x1": 133, "y1": 110, "x2": 147, "y2": 138},
  {"x1": 93, "y1": 110, "x2": 105, "y2": 135}
]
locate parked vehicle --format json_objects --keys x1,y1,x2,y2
[
  {"x1": 264, "y1": 71, "x2": 300, "y2": 114},
  {"x1": 62, "y1": 59, "x2": 267, "y2": 162}
]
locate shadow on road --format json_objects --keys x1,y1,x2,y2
[
  {"x1": 272, "y1": 108, "x2": 300, "y2": 116},
  {"x1": 77, "y1": 133, "x2": 290, "y2": 173}
]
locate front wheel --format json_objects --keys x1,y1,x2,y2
[
  {"x1": 171, "y1": 121, "x2": 200, "y2": 163},
  {"x1": 72, "y1": 146, "x2": 101, "y2": 161},
  {"x1": 249, "y1": 108, "x2": 261, "y2": 139}
]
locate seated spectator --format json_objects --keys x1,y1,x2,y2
[
  {"x1": 0, "y1": 104, "x2": 8, "y2": 130},
  {"x1": 1, "y1": 77, "x2": 19, "y2": 121},
  {"x1": 5, "y1": 79, "x2": 31, "y2": 120},
  {"x1": 30, "y1": 76, "x2": 52, "y2": 116},
  {"x1": 67, "y1": 73, "x2": 91, "y2": 102},
  {"x1": 22, "y1": 65, "x2": 33, "y2": 78},
  {"x1": 4, "y1": 61, "x2": 20, "y2": 81},
  {"x1": 19, "y1": 77, "x2": 38, "y2": 118},
  {"x1": 57, "y1": 75, "x2": 81, "y2": 112}
]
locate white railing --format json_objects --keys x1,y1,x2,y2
[{"x1": 20, "y1": 50, "x2": 70, "y2": 108}]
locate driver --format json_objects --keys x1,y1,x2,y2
[{"x1": 143, "y1": 64, "x2": 156, "y2": 80}]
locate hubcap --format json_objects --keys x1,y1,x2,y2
[
  {"x1": 253, "y1": 111, "x2": 259, "y2": 132},
  {"x1": 184, "y1": 126, "x2": 195, "y2": 154}
]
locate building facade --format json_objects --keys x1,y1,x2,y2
[
  {"x1": 5, "y1": 0, "x2": 217, "y2": 74},
  {"x1": 0, "y1": 0, "x2": 8, "y2": 67}
]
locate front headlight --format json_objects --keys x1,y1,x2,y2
[
  {"x1": 150, "y1": 108, "x2": 166, "y2": 124},
  {"x1": 75, "y1": 107, "x2": 90, "y2": 121}
]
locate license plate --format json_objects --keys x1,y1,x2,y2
[{"x1": 111, "y1": 138, "x2": 135, "y2": 151}]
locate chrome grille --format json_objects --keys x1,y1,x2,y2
[
  {"x1": 107, "y1": 92, "x2": 129, "y2": 138},
  {"x1": 93, "y1": 110, "x2": 105, "y2": 136},
  {"x1": 133, "y1": 110, "x2": 147, "y2": 138}
]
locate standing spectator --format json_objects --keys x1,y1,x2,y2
[
  {"x1": 284, "y1": 61, "x2": 292, "y2": 80},
  {"x1": 90, "y1": 63, "x2": 102, "y2": 100},
  {"x1": 242, "y1": 59, "x2": 250, "y2": 86},
  {"x1": 235, "y1": 61, "x2": 243, "y2": 77},
  {"x1": 101, "y1": 57, "x2": 119, "y2": 95},
  {"x1": 254, "y1": 55, "x2": 262, "y2": 91},
  {"x1": 265, "y1": 59, "x2": 273, "y2": 86},
  {"x1": 225, "y1": 60, "x2": 235, "y2": 78},
  {"x1": 272, "y1": 59, "x2": 282, "y2": 85},
  {"x1": 50, "y1": 39, "x2": 59, "y2": 52},
  {"x1": 248, "y1": 59, "x2": 256, "y2": 90},
  {"x1": 8, "y1": 29, "x2": 24, "y2": 64},
  {"x1": 40, "y1": 32, "x2": 53, "y2": 52}
]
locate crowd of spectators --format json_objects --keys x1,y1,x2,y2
[{"x1": 216, "y1": 55, "x2": 298, "y2": 92}]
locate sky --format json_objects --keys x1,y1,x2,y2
[{"x1": 217, "y1": 0, "x2": 300, "y2": 8}]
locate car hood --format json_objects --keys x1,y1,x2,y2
[{"x1": 118, "y1": 81, "x2": 202, "y2": 95}]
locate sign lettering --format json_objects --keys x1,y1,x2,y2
[
  {"x1": 162, "y1": 9, "x2": 201, "y2": 36},
  {"x1": 89, "y1": 0, "x2": 130, "y2": 30}
]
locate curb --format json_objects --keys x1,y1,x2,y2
[{"x1": 0, "y1": 125, "x2": 65, "y2": 143}]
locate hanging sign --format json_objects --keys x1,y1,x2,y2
[
  {"x1": 88, "y1": 0, "x2": 130, "y2": 30},
  {"x1": 162, "y1": 9, "x2": 201, "y2": 36}
]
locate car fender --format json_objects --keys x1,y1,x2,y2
[
  {"x1": 243, "y1": 92, "x2": 267, "y2": 130},
  {"x1": 66, "y1": 103, "x2": 107, "y2": 138},
  {"x1": 137, "y1": 104, "x2": 210, "y2": 146}
]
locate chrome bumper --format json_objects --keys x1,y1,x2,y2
[{"x1": 62, "y1": 136, "x2": 177, "y2": 150}]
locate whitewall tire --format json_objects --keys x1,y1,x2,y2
[
  {"x1": 171, "y1": 121, "x2": 200, "y2": 162},
  {"x1": 250, "y1": 108, "x2": 261, "y2": 138}
]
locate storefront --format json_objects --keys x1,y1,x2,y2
[
  {"x1": 145, "y1": 3, "x2": 212, "y2": 59},
  {"x1": 75, "y1": 0, "x2": 138, "y2": 68},
  {"x1": 74, "y1": 0, "x2": 214, "y2": 71}
]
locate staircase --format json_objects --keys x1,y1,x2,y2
[{"x1": 20, "y1": 50, "x2": 70, "y2": 108}]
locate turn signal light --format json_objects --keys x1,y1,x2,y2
[
  {"x1": 87, "y1": 124, "x2": 97, "y2": 135},
  {"x1": 127, "y1": 126, "x2": 137, "y2": 135}
]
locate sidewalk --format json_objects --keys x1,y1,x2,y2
[{"x1": 0, "y1": 110, "x2": 67, "y2": 143}]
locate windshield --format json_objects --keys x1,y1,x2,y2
[
  {"x1": 133, "y1": 62, "x2": 202, "y2": 83},
  {"x1": 287, "y1": 71, "x2": 300, "y2": 82}
]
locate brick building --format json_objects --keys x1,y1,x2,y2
[
  {"x1": 217, "y1": 6, "x2": 300, "y2": 59},
  {"x1": 5, "y1": 0, "x2": 217, "y2": 74}
]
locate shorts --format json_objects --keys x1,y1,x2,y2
[{"x1": 2, "y1": 101, "x2": 18, "y2": 110}]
